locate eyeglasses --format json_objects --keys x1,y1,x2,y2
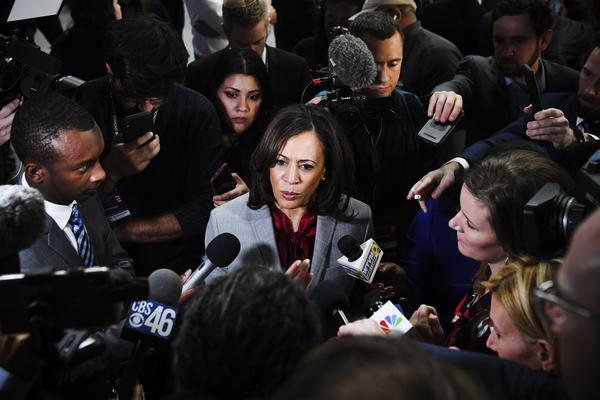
[
  {"x1": 129, "y1": 96, "x2": 165, "y2": 107},
  {"x1": 532, "y1": 280, "x2": 600, "y2": 328}
]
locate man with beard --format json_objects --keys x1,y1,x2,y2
[
  {"x1": 408, "y1": 44, "x2": 600, "y2": 209},
  {"x1": 427, "y1": 0, "x2": 578, "y2": 147},
  {"x1": 12, "y1": 93, "x2": 134, "y2": 275}
]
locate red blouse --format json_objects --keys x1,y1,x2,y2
[{"x1": 270, "y1": 205, "x2": 317, "y2": 270}]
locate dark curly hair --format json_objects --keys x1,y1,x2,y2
[
  {"x1": 12, "y1": 93, "x2": 96, "y2": 165},
  {"x1": 172, "y1": 266, "x2": 321, "y2": 399},
  {"x1": 103, "y1": 16, "x2": 188, "y2": 99},
  {"x1": 248, "y1": 104, "x2": 355, "y2": 217},
  {"x1": 492, "y1": 0, "x2": 553, "y2": 38}
]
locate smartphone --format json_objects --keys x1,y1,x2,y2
[
  {"x1": 417, "y1": 111, "x2": 464, "y2": 146},
  {"x1": 210, "y1": 163, "x2": 236, "y2": 195},
  {"x1": 122, "y1": 110, "x2": 155, "y2": 142},
  {"x1": 521, "y1": 64, "x2": 543, "y2": 113}
]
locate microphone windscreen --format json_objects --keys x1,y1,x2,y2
[
  {"x1": 147, "y1": 269, "x2": 182, "y2": 306},
  {"x1": 205, "y1": 232, "x2": 241, "y2": 267},
  {"x1": 328, "y1": 34, "x2": 377, "y2": 90},
  {"x1": 0, "y1": 185, "x2": 46, "y2": 256},
  {"x1": 337, "y1": 235, "x2": 362, "y2": 261},
  {"x1": 311, "y1": 280, "x2": 350, "y2": 315}
]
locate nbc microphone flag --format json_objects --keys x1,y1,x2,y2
[{"x1": 369, "y1": 301, "x2": 412, "y2": 335}]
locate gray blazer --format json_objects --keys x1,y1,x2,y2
[
  {"x1": 204, "y1": 193, "x2": 373, "y2": 296},
  {"x1": 19, "y1": 193, "x2": 134, "y2": 275}
]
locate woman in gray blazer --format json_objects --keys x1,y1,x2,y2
[{"x1": 205, "y1": 104, "x2": 373, "y2": 296}]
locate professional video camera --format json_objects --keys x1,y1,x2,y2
[
  {"x1": 1, "y1": 33, "x2": 84, "y2": 102},
  {"x1": 1, "y1": 0, "x2": 83, "y2": 103},
  {"x1": 0, "y1": 266, "x2": 147, "y2": 388},
  {"x1": 524, "y1": 152, "x2": 600, "y2": 257}
]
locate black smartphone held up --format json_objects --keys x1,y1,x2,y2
[
  {"x1": 210, "y1": 163, "x2": 236, "y2": 195},
  {"x1": 521, "y1": 64, "x2": 543, "y2": 113},
  {"x1": 417, "y1": 111, "x2": 464, "y2": 146},
  {"x1": 122, "y1": 110, "x2": 155, "y2": 142}
]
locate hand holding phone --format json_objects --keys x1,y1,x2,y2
[
  {"x1": 210, "y1": 163, "x2": 236, "y2": 195},
  {"x1": 418, "y1": 110, "x2": 464, "y2": 145},
  {"x1": 122, "y1": 111, "x2": 156, "y2": 142}
]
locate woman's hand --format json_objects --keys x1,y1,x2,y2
[
  {"x1": 285, "y1": 259, "x2": 312, "y2": 289},
  {"x1": 338, "y1": 319, "x2": 385, "y2": 337},
  {"x1": 408, "y1": 304, "x2": 445, "y2": 345},
  {"x1": 178, "y1": 269, "x2": 201, "y2": 306},
  {"x1": 213, "y1": 173, "x2": 249, "y2": 207}
]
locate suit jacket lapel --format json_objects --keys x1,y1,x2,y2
[
  {"x1": 311, "y1": 214, "x2": 337, "y2": 282},
  {"x1": 46, "y1": 214, "x2": 82, "y2": 269},
  {"x1": 247, "y1": 204, "x2": 278, "y2": 268}
]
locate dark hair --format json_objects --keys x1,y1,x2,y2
[
  {"x1": 274, "y1": 335, "x2": 484, "y2": 400},
  {"x1": 222, "y1": 0, "x2": 268, "y2": 30},
  {"x1": 492, "y1": 0, "x2": 553, "y2": 37},
  {"x1": 12, "y1": 93, "x2": 96, "y2": 165},
  {"x1": 210, "y1": 47, "x2": 272, "y2": 131},
  {"x1": 172, "y1": 266, "x2": 321, "y2": 399},
  {"x1": 349, "y1": 11, "x2": 402, "y2": 41},
  {"x1": 103, "y1": 16, "x2": 188, "y2": 99},
  {"x1": 248, "y1": 104, "x2": 355, "y2": 216},
  {"x1": 463, "y1": 148, "x2": 574, "y2": 258}
]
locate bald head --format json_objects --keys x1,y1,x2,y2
[
  {"x1": 560, "y1": 208, "x2": 600, "y2": 310},
  {"x1": 556, "y1": 208, "x2": 600, "y2": 400}
]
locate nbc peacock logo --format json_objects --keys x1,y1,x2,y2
[{"x1": 379, "y1": 314, "x2": 403, "y2": 332}]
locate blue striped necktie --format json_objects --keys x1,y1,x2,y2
[{"x1": 70, "y1": 204, "x2": 96, "y2": 267}]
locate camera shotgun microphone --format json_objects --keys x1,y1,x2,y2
[
  {"x1": 327, "y1": 34, "x2": 377, "y2": 90},
  {"x1": 0, "y1": 185, "x2": 46, "y2": 274},
  {"x1": 337, "y1": 235, "x2": 383, "y2": 283},
  {"x1": 182, "y1": 232, "x2": 241, "y2": 291}
]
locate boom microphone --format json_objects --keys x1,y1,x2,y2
[
  {"x1": 0, "y1": 185, "x2": 46, "y2": 274},
  {"x1": 337, "y1": 235, "x2": 383, "y2": 283},
  {"x1": 182, "y1": 232, "x2": 241, "y2": 291},
  {"x1": 327, "y1": 34, "x2": 377, "y2": 90}
]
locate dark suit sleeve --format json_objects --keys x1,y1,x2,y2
[
  {"x1": 423, "y1": 46, "x2": 463, "y2": 97},
  {"x1": 433, "y1": 56, "x2": 478, "y2": 108},
  {"x1": 421, "y1": 343, "x2": 569, "y2": 400},
  {"x1": 461, "y1": 121, "x2": 527, "y2": 164}
]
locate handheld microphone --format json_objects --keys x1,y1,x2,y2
[
  {"x1": 182, "y1": 232, "x2": 241, "y2": 291},
  {"x1": 118, "y1": 268, "x2": 182, "y2": 399},
  {"x1": 312, "y1": 280, "x2": 351, "y2": 326},
  {"x1": 327, "y1": 34, "x2": 377, "y2": 91},
  {"x1": 337, "y1": 235, "x2": 383, "y2": 283},
  {"x1": 0, "y1": 185, "x2": 46, "y2": 274}
]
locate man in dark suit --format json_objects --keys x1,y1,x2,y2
[
  {"x1": 185, "y1": 0, "x2": 312, "y2": 110},
  {"x1": 11, "y1": 93, "x2": 133, "y2": 275},
  {"x1": 352, "y1": 0, "x2": 463, "y2": 98},
  {"x1": 408, "y1": 43, "x2": 600, "y2": 211},
  {"x1": 427, "y1": 0, "x2": 578, "y2": 146}
]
